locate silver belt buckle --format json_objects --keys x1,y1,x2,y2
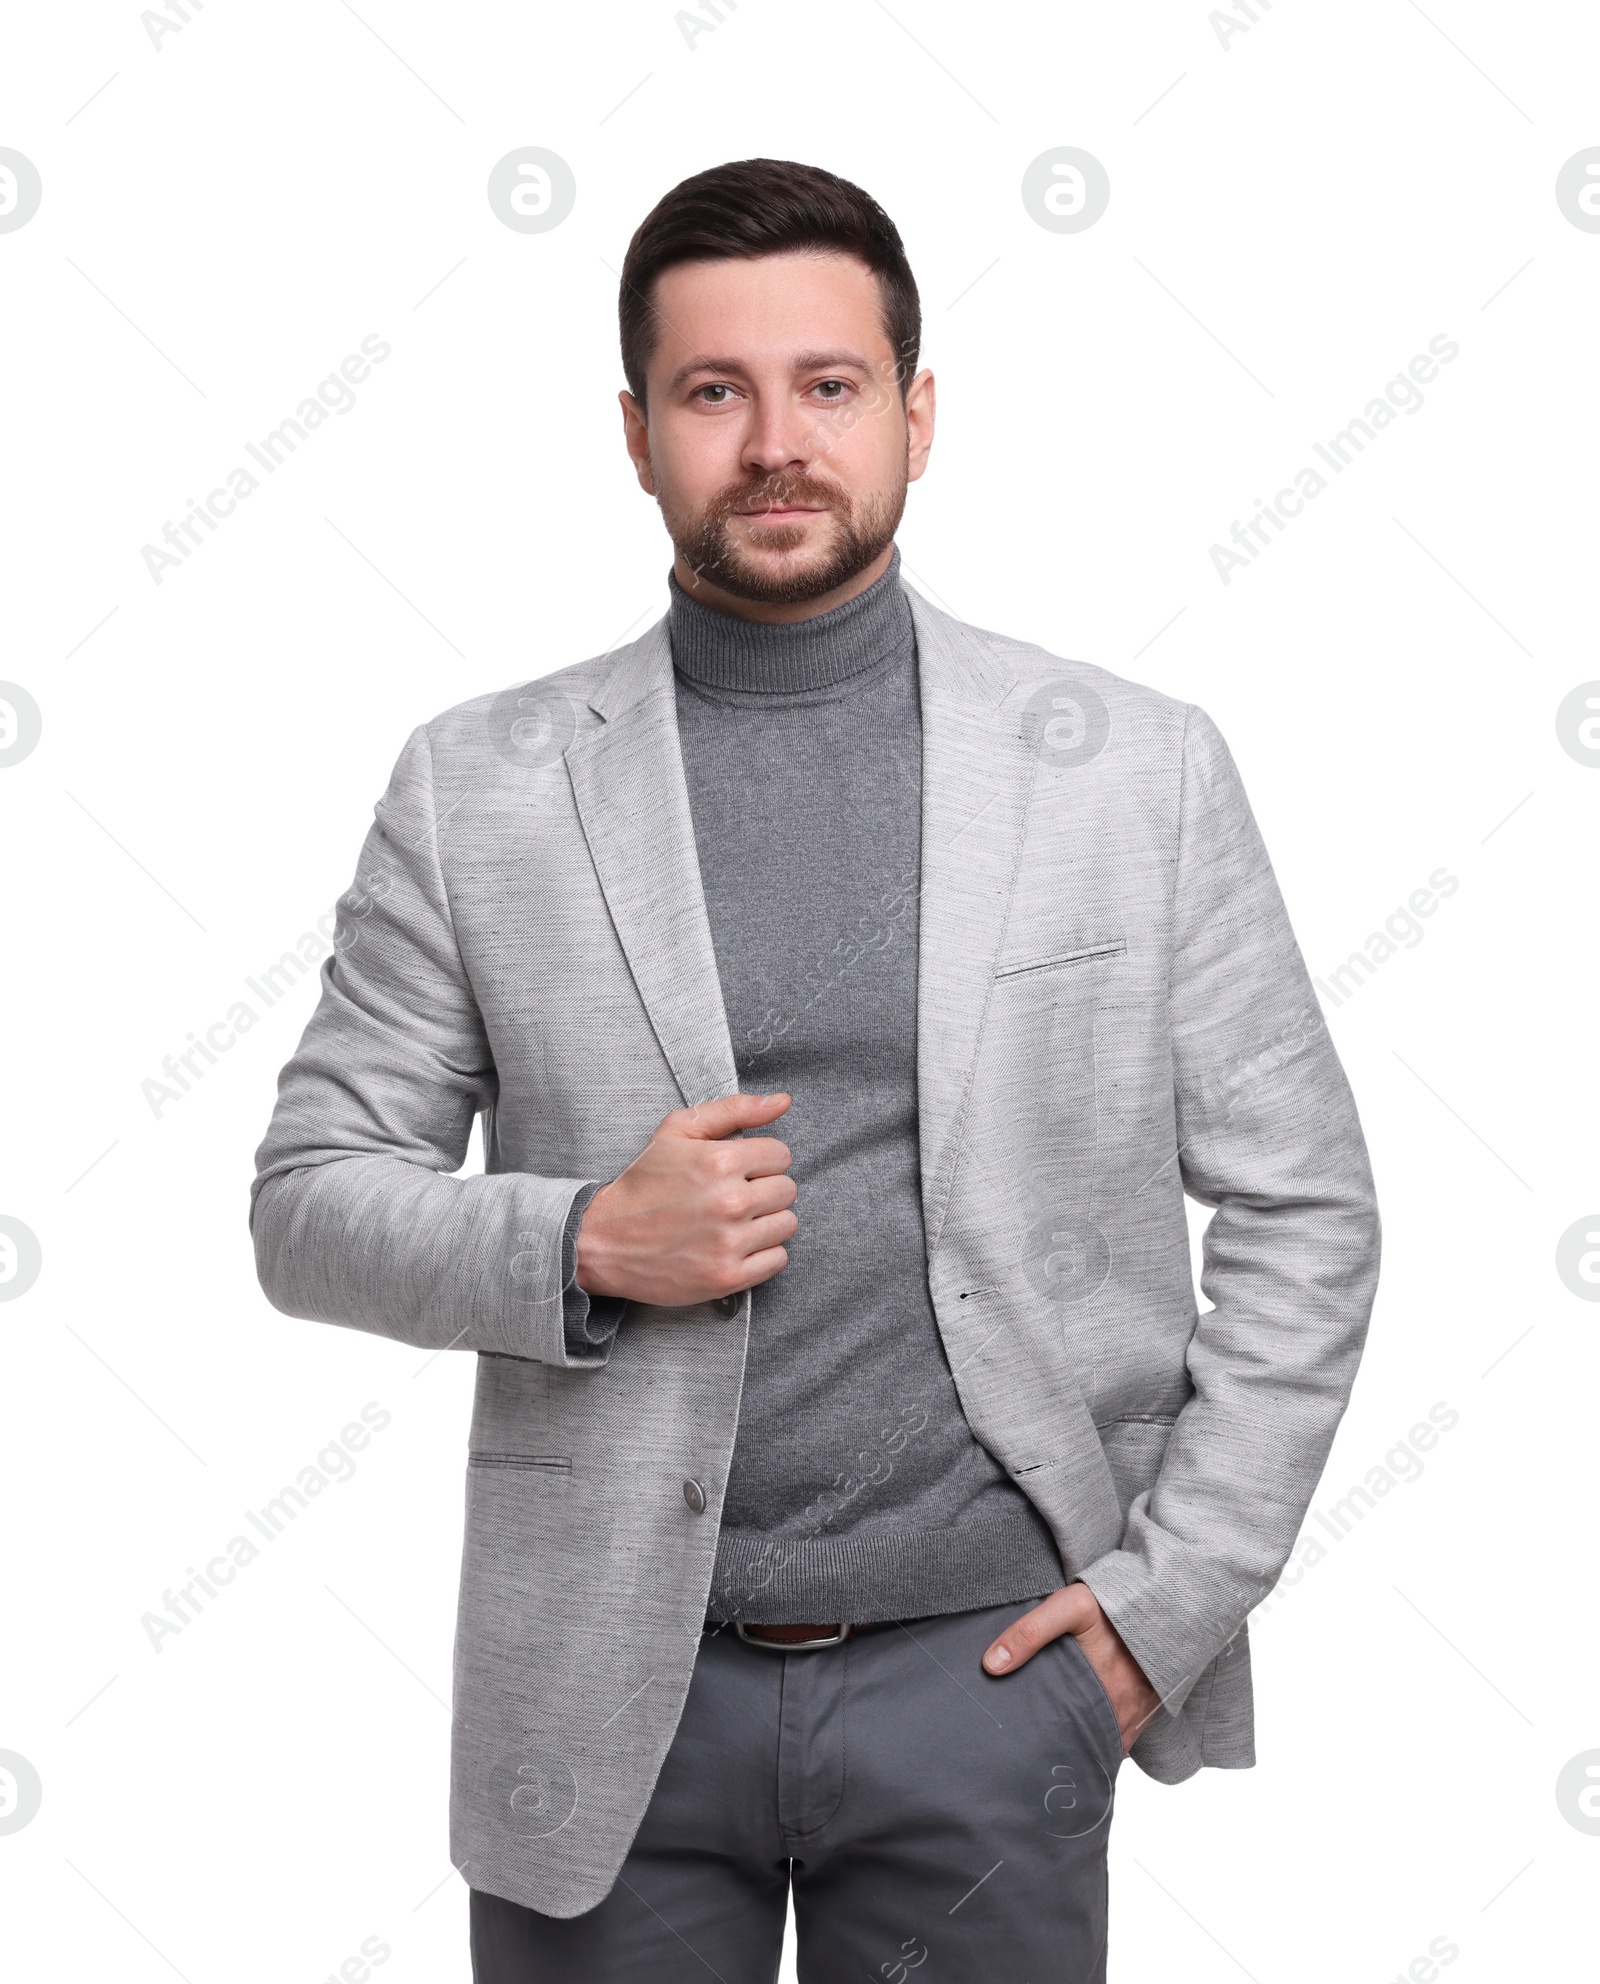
[{"x1": 735, "y1": 1622, "x2": 855, "y2": 1650}]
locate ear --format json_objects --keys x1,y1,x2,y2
[
  {"x1": 904, "y1": 368, "x2": 936, "y2": 484},
  {"x1": 619, "y1": 390, "x2": 656, "y2": 495}
]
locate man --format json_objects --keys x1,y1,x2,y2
[{"x1": 252, "y1": 158, "x2": 1380, "y2": 1980}]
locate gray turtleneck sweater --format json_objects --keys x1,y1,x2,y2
[{"x1": 560, "y1": 550, "x2": 1065, "y2": 1624}]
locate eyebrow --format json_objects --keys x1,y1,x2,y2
[{"x1": 666, "y1": 349, "x2": 876, "y2": 393}]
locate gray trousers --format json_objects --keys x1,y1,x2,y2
[{"x1": 470, "y1": 1597, "x2": 1123, "y2": 1982}]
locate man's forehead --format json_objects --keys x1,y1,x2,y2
[{"x1": 649, "y1": 254, "x2": 893, "y2": 364}]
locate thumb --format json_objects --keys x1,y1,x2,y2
[
  {"x1": 669, "y1": 1092, "x2": 791, "y2": 1141},
  {"x1": 982, "y1": 1584, "x2": 1096, "y2": 1674}
]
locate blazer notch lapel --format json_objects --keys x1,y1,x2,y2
[
  {"x1": 906, "y1": 589, "x2": 1040, "y2": 1251},
  {"x1": 564, "y1": 622, "x2": 737, "y2": 1109}
]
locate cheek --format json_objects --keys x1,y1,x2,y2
[
  {"x1": 823, "y1": 408, "x2": 906, "y2": 497},
  {"x1": 652, "y1": 415, "x2": 747, "y2": 509}
]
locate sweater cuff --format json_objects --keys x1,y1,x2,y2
[{"x1": 560, "y1": 1182, "x2": 627, "y2": 1356}]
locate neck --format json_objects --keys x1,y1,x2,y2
[
  {"x1": 668, "y1": 544, "x2": 911, "y2": 696},
  {"x1": 669, "y1": 543, "x2": 896, "y2": 625}
]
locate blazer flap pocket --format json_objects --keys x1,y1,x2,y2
[{"x1": 468, "y1": 1452, "x2": 572, "y2": 1474}]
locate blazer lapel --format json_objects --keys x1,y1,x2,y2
[
  {"x1": 564, "y1": 617, "x2": 739, "y2": 1110},
  {"x1": 562, "y1": 585, "x2": 1039, "y2": 1222},
  {"x1": 907, "y1": 587, "x2": 1038, "y2": 1253}
]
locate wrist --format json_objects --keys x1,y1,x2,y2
[{"x1": 574, "y1": 1184, "x2": 620, "y2": 1297}]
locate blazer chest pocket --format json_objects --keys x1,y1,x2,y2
[{"x1": 994, "y1": 938, "x2": 1127, "y2": 982}]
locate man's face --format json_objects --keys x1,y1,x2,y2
[{"x1": 621, "y1": 250, "x2": 935, "y2": 612}]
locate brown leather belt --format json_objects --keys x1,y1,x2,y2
[{"x1": 729, "y1": 1620, "x2": 897, "y2": 1650}]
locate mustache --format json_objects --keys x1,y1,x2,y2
[{"x1": 707, "y1": 473, "x2": 847, "y2": 523}]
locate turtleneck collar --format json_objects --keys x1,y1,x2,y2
[{"x1": 667, "y1": 546, "x2": 912, "y2": 696}]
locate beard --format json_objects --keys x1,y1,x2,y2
[{"x1": 663, "y1": 464, "x2": 906, "y2": 606}]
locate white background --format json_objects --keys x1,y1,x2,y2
[{"x1": 3, "y1": 1, "x2": 1597, "y2": 1978}]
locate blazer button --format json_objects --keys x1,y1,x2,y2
[
  {"x1": 682, "y1": 1479, "x2": 707, "y2": 1514},
  {"x1": 713, "y1": 1294, "x2": 741, "y2": 1318}
]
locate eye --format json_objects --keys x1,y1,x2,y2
[
  {"x1": 813, "y1": 379, "x2": 850, "y2": 400},
  {"x1": 692, "y1": 382, "x2": 735, "y2": 404}
]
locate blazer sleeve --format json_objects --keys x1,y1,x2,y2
[
  {"x1": 1078, "y1": 704, "x2": 1382, "y2": 1716},
  {"x1": 249, "y1": 722, "x2": 621, "y2": 1369}
]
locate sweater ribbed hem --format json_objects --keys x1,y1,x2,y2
[{"x1": 705, "y1": 1510, "x2": 1067, "y2": 1626}]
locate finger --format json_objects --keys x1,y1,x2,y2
[
  {"x1": 738, "y1": 1209, "x2": 799, "y2": 1255},
  {"x1": 741, "y1": 1174, "x2": 798, "y2": 1218},
  {"x1": 733, "y1": 1137, "x2": 795, "y2": 1179},
  {"x1": 669, "y1": 1093, "x2": 791, "y2": 1141},
  {"x1": 981, "y1": 1585, "x2": 1092, "y2": 1674},
  {"x1": 725, "y1": 1243, "x2": 790, "y2": 1290}
]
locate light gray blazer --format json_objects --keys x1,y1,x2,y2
[{"x1": 251, "y1": 583, "x2": 1380, "y2": 1916}]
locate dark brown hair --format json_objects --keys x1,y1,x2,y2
[{"x1": 618, "y1": 158, "x2": 921, "y2": 407}]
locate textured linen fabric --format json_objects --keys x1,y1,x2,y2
[
  {"x1": 248, "y1": 580, "x2": 1381, "y2": 1917},
  {"x1": 665, "y1": 552, "x2": 1064, "y2": 1622}
]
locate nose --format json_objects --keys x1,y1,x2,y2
[{"x1": 739, "y1": 391, "x2": 817, "y2": 482}]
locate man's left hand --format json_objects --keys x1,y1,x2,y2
[{"x1": 981, "y1": 1582, "x2": 1162, "y2": 1755}]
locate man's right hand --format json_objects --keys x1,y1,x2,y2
[{"x1": 573, "y1": 1092, "x2": 797, "y2": 1310}]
